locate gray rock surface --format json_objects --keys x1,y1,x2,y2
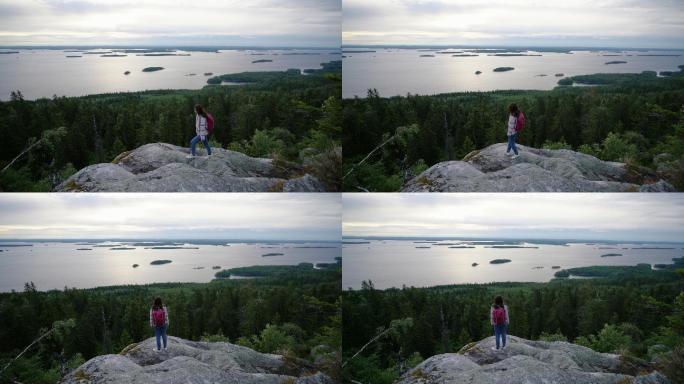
[
  {"x1": 60, "y1": 336, "x2": 334, "y2": 384},
  {"x1": 56, "y1": 143, "x2": 326, "y2": 192},
  {"x1": 403, "y1": 143, "x2": 675, "y2": 192},
  {"x1": 398, "y1": 335, "x2": 670, "y2": 384}
]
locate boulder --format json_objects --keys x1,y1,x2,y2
[
  {"x1": 60, "y1": 336, "x2": 334, "y2": 384},
  {"x1": 56, "y1": 143, "x2": 326, "y2": 192},
  {"x1": 398, "y1": 335, "x2": 670, "y2": 384},
  {"x1": 403, "y1": 143, "x2": 676, "y2": 192}
]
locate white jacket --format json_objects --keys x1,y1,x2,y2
[
  {"x1": 507, "y1": 115, "x2": 517, "y2": 136},
  {"x1": 196, "y1": 115, "x2": 208, "y2": 136}
]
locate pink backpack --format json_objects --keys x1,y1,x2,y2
[
  {"x1": 515, "y1": 112, "x2": 525, "y2": 132},
  {"x1": 152, "y1": 307, "x2": 165, "y2": 327},
  {"x1": 206, "y1": 113, "x2": 215, "y2": 135},
  {"x1": 493, "y1": 306, "x2": 506, "y2": 325}
]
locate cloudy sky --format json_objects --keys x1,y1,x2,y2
[
  {"x1": 343, "y1": 0, "x2": 684, "y2": 48},
  {"x1": 0, "y1": 0, "x2": 340, "y2": 47},
  {"x1": 343, "y1": 194, "x2": 684, "y2": 242},
  {"x1": 0, "y1": 194, "x2": 341, "y2": 240}
]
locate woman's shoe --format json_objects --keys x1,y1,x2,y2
[{"x1": 185, "y1": 155, "x2": 194, "y2": 159}]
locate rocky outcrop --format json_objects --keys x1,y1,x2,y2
[
  {"x1": 403, "y1": 143, "x2": 675, "y2": 192},
  {"x1": 61, "y1": 336, "x2": 334, "y2": 384},
  {"x1": 398, "y1": 335, "x2": 670, "y2": 384},
  {"x1": 56, "y1": 143, "x2": 326, "y2": 192}
]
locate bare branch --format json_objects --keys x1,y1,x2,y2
[
  {"x1": 343, "y1": 134, "x2": 396, "y2": 180},
  {"x1": 1, "y1": 139, "x2": 43, "y2": 173},
  {"x1": 0, "y1": 326, "x2": 56, "y2": 375}
]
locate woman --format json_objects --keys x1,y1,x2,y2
[
  {"x1": 490, "y1": 295, "x2": 509, "y2": 351},
  {"x1": 506, "y1": 103, "x2": 520, "y2": 158},
  {"x1": 150, "y1": 297, "x2": 169, "y2": 352},
  {"x1": 188, "y1": 104, "x2": 211, "y2": 157}
]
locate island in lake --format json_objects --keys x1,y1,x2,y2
[
  {"x1": 252, "y1": 59, "x2": 273, "y2": 63},
  {"x1": 110, "y1": 247, "x2": 135, "y2": 250},
  {"x1": 142, "y1": 67, "x2": 164, "y2": 72},
  {"x1": 493, "y1": 67, "x2": 515, "y2": 72},
  {"x1": 475, "y1": 71, "x2": 482, "y2": 75},
  {"x1": 601, "y1": 253, "x2": 623, "y2": 257},
  {"x1": 150, "y1": 260, "x2": 172, "y2": 265},
  {"x1": 605, "y1": 61, "x2": 627, "y2": 64},
  {"x1": 489, "y1": 53, "x2": 542, "y2": 57},
  {"x1": 485, "y1": 245, "x2": 539, "y2": 249},
  {"x1": 490, "y1": 259, "x2": 512, "y2": 264},
  {"x1": 262, "y1": 252, "x2": 284, "y2": 257}
]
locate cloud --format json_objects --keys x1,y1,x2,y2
[
  {"x1": 0, "y1": 0, "x2": 341, "y2": 46},
  {"x1": 342, "y1": 194, "x2": 684, "y2": 242},
  {"x1": 342, "y1": 0, "x2": 684, "y2": 48},
  {"x1": 0, "y1": 194, "x2": 341, "y2": 240}
]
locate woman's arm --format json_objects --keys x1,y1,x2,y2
[
  {"x1": 490, "y1": 307, "x2": 494, "y2": 325},
  {"x1": 149, "y1": 308, "x2": 153, "y2": 327},
  {"x1": 505, "y1": 305, "x2": 510, "y2": 324},
  {"x1": 164, "y1": 306, "x2": 169, "y2": 326}
]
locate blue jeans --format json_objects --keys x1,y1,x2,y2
[
  {"x1": 190, "y1": 135, "x2": 211, "y2": 156},
  {"x1": 154, "y1": 325, "x2": 167, "y2": 350},
  {"x1": 507, "y1": 134, "x2": 518, "y2": 155},
  {"x1": 494, "y1": 324, "x2": 507, "y2": 349}
]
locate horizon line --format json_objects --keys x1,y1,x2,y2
[
  {"x1": 0, "y1": 45, "x2": 339, "y2": 49},
  {"x1": 341, "y1": 43, "x2": 684, "y2": 51},
  {"x1": 0, "y1": 238, "x2": 341, "y2": 242},
  {"x1": 342, "y1": 235, "x2": 684, "y2": 244}
]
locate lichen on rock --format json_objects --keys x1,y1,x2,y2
[
  {"x1": 398, "y1": 336, "x2": 670, "y2": 384},
  {"x1": 60, "y1": 336, "x2": 334, "y2": 384},
  {"x1": 55, "y1": 143, "x2": 326, "y2": 192},
  {"x1": 403, "y1": 143, "x2": 675, "y2": 192}
]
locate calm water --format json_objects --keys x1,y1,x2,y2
[
  {"x1": 342, "y1": 239, "x2": 683, "y2": 289},
  {"x1": 0, "y1": 48, "x2": 341, "y2": 100},
  {"x1": 342, "y1": 48, "x2": 684, "y2": 98},
  {"x1": 0, "y1": 240, "x2": 340, "y2": 292}
]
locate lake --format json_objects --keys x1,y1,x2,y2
[
  {"x1": 342, "y1": 238, "x2": 683, "y2": 289},
  {"x1": 0, "y1": 48, "x2": 341, "y2": 100},
  {"x1": 0, "y1": 240, "x2": 340, "y2": 292},
  {"x1": 342, "y1": 48, "x2": 684, "y2": 98}
]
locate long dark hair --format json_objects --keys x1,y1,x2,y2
[
  {"x1": 494, "y1": 295, "x2": 504, "y2": 308},
  {"x1": 508, "y1": 103, "x2": 520, "y2": 117},
  {"x1": 153, "y1": 297, "x2": 163, "y2": 310},
  {"x1": 195, "y1": 104, "x2": 207, "y2": 118}
]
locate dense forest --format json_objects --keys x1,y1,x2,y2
[
  {"x1": 0, "y1": 263, "x2": 341, "y2": 384},
  {"x1": 343, "y1": 70, "x2": 684, "y2": 191},
  {"x1": 0, "y1": 60, "x2": 341, "y2": 191},
  {"x1": 342, "y1": 261, "x2": 684, "y2": 384}
]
